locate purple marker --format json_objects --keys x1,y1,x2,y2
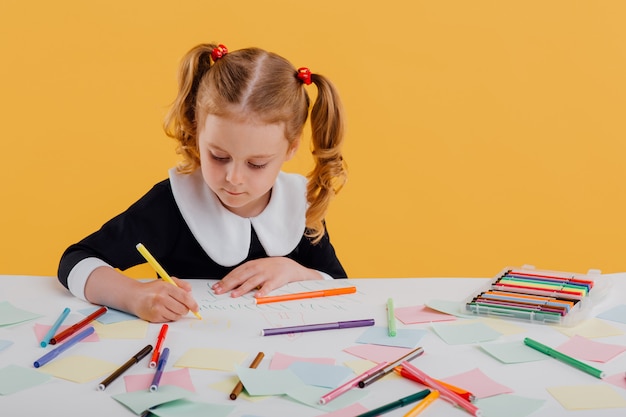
[{"x1": 261, "y1": 319, "x2": 375, "y2": 336}]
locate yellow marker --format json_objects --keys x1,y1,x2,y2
[{"x1": 136, "y1": 243, "x2": 202, "y2": 320}]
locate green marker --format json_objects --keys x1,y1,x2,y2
[
  {"x1": 524, "y1": 337, "x2": 605, "y2": 379},
  {"x1": 355, "y1": 389, "x2": 431, "y2": 417},
  {"x1": 387, "y1": 298, "x2": 396, "y2": 337}
]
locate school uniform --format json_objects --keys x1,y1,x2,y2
[{"x1": 58, "y1": 168, "x2": 347, "y2": 300}]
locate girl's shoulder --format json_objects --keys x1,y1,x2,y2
[{"x1": 275, "y1": 171, "x2": 306, "y2": 193}]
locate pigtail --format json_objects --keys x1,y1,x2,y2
[
  {"x1": 163, "y1": 44, "x2": 217, "y2": 173},
  {"x1": 305, "y1": 74, "x2": 347, "y2": 243}
]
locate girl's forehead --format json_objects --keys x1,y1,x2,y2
[
  {"x1": 199, "y1": 114, "x2": 289, "y2": 151},
  {"x1": 214, "y1": 109, "x2": 284, "y2": 126}
]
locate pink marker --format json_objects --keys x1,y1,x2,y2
[
  {"x1": 401, "y1": 361, "x2": 482, "y2": 416},
  {"x1": 319, "y1": 361, "x2": 389, "y2": 404}
]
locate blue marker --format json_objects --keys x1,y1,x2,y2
[
  {"x1": 34, "y1": 326, "x2": 94, "y2": 368},
  {"x1": 149, "y1": 347, "x2": 170, "y2": 392},
  {"x1": 40, "y1": 307, "x2": 71, "y2": 347}
]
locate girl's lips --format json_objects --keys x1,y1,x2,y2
[{"x1": 224, "y1": 189, "x2": 243, "y2": 196}]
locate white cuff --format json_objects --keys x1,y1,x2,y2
[
  {"x1": 317, "y1": 271, "x2": 333, "y2": 281},
  {"x1": 67, "y1": 257, "x2": 111, "y2": 301}
]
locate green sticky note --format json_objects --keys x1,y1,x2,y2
[
  {"x1": 0, "y1": 365, "x2": 51, "y2": 395},
  {"x1": 0, "y1": 301, "x2": 42, "y2": 327},
  {"x1": 149, "y1": 399, "x2": 235, "y2": 417},
  {"x1": 112, "y1": 385, "x2": 193, "y2": 415}
]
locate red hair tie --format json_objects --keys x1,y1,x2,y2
[
  {"x1": 211, "y1": 44, "x2": 228, "y2": 61},
  {"x1": 297, "y1": 67, "x2": 312, "y2": 85}
]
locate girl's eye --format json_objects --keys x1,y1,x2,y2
[
  {"x1": 211, "y1": 154, "x2": 230, "y2": 162},
  {"x1": 248, "y1": 162, "x2": 267, "y2": 169}
]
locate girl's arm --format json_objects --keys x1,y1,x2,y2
[
  {"x1": 213, "y1": 225, "x2": 347, "y2": 298},
  {"x1": 212, "y1": 257, "x2": 322, "y2": 298},
  {"x1": 84, "y1": 266, "x2": 198, "y2": 323}
]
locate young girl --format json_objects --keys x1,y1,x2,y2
[{"x1": 57, "y1": 43, "x2": 348, "y2": 323}]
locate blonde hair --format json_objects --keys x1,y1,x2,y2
[{"x1": 164, "y1": 43, "x2": 347, "y2": 243}]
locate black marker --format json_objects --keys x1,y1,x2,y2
[{"x1": 98, "y1": 344, "x2": 153, "y2": 391}]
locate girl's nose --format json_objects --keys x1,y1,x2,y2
[{"x1": 226, "y1": 163, "x2": 244, "y2": 185}]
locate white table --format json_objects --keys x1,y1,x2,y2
[{"x1": 1, "y1": 274, "x2": 626, "y2": 416}]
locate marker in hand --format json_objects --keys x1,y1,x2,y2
[{"x1": 136, "y1": 243, "x2": 202, "y2": 319}]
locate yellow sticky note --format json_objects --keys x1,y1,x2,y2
[
  {"x1": 343, "y1": 359, "x2": 377, "y2": 375},
  {"x1": 92, "y1": 320, "x2": 149, "y2": 339},
  {"x1": 547, "y1": 385, "x2": 626, "y2": 410},
  {"x1": 36, "y1": 355, "x2": 118, "y2": 383},
  {"x1": 174, "y1": 348, "x2": 248, "y2": 371},
  {"x1": 555, "y1": 318, "x2": 624, "y2": 339},
  {"x1": 209, "y1": 376, "x2": 269, "y2": 402}
]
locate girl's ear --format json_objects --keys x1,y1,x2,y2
[{"x1": 286, "y1": 137, "x2": 301, "y2": 161}]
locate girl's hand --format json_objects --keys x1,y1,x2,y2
[
  {"x1": 84, "y1": 266, "x2": 199, "y2": 323},
  {"x1": 212, "y1": 257, "x2": 322, "y2": 298},
  {"x1": 132, "y1": 277, "x2": 199, "y2": 322}
]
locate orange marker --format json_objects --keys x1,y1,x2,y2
[
  {"x1": 230, "y1": 352, "x2": 265, "y2": 400},
  {"x1": 253, "y1": 286, "x2": 356, "y2": 305},
  {"x1": 394, "y1": 366, "x2": 475, "y2": 403}
]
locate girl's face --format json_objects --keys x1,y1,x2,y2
[{"x1": 198, "y1": 114, "x2": 298, "y2": 218}]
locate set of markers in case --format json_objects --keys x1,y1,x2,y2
[{"x1": 464, "y1": 265, "x2": 608, "y2": 326}]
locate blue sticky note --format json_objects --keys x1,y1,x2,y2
[
  {"x1": 79, "y1": 306, "x2": 138, "y2": 324},
  {"x1": 597, "y1": 305, "x2": 626, "y2": 325},
  {"x1": 356, "y1": 326, "x2": 427, "y2": 348},
  {"x1": 0, "y1": 340, "x2": 13, "y2": 352},
  {"x1": 288, "y1": 362, "x2": 353, "y2": 388}
]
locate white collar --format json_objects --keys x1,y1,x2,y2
[{"x1": 169, "y1": 167, "x2": 307, "y2": 266}]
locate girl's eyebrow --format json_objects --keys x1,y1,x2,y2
[{"x1": 209, "y1": 145, "x2": 277, "y2": 159}]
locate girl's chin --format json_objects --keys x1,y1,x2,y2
[{"x1": 216, "y1": 196, "x2": 259, "y2": 217}]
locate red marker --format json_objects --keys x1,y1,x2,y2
[
  {"x1": 150, "y1": 324, "x2": 169, "y2": 368},
  {"x1": 50, "y1": 306, "x2": 107, "y2": 345}
]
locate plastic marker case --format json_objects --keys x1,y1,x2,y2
[{"x1": 464, "y1": 265, "x2": 610, "y2": 326}]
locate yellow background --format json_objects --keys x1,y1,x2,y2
[{"x1": 1, "y1": 1, "x2": 625, "y2": 278}]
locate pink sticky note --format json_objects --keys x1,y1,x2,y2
[
  {"x1": 318, "y1": 403, "x2": 369, "y2": 416},
  {"x1": 604, "y1": 372, "x2": 626, "y2": 391},
  {"x1": 270, "y1": 352, "x2": 335, "y2": 370},
  {"x1": 123, "y1": 367, "x2": 195, "y2": 392},
  {"x1": 343, "y1": 344, "x2": 414, "y2": 363},
  {"x1": 34, "y1": 323, "x2": 100, "y2": 343},
  {"x1": 395, "y1": 305, "x2": 457, "y2": 324},
  {"x1": 556, "y1": 335, "x2": 626, "y2": 363},
  {"x1": 442, "y1": 368, "x2": 513, "y2": 399}
]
